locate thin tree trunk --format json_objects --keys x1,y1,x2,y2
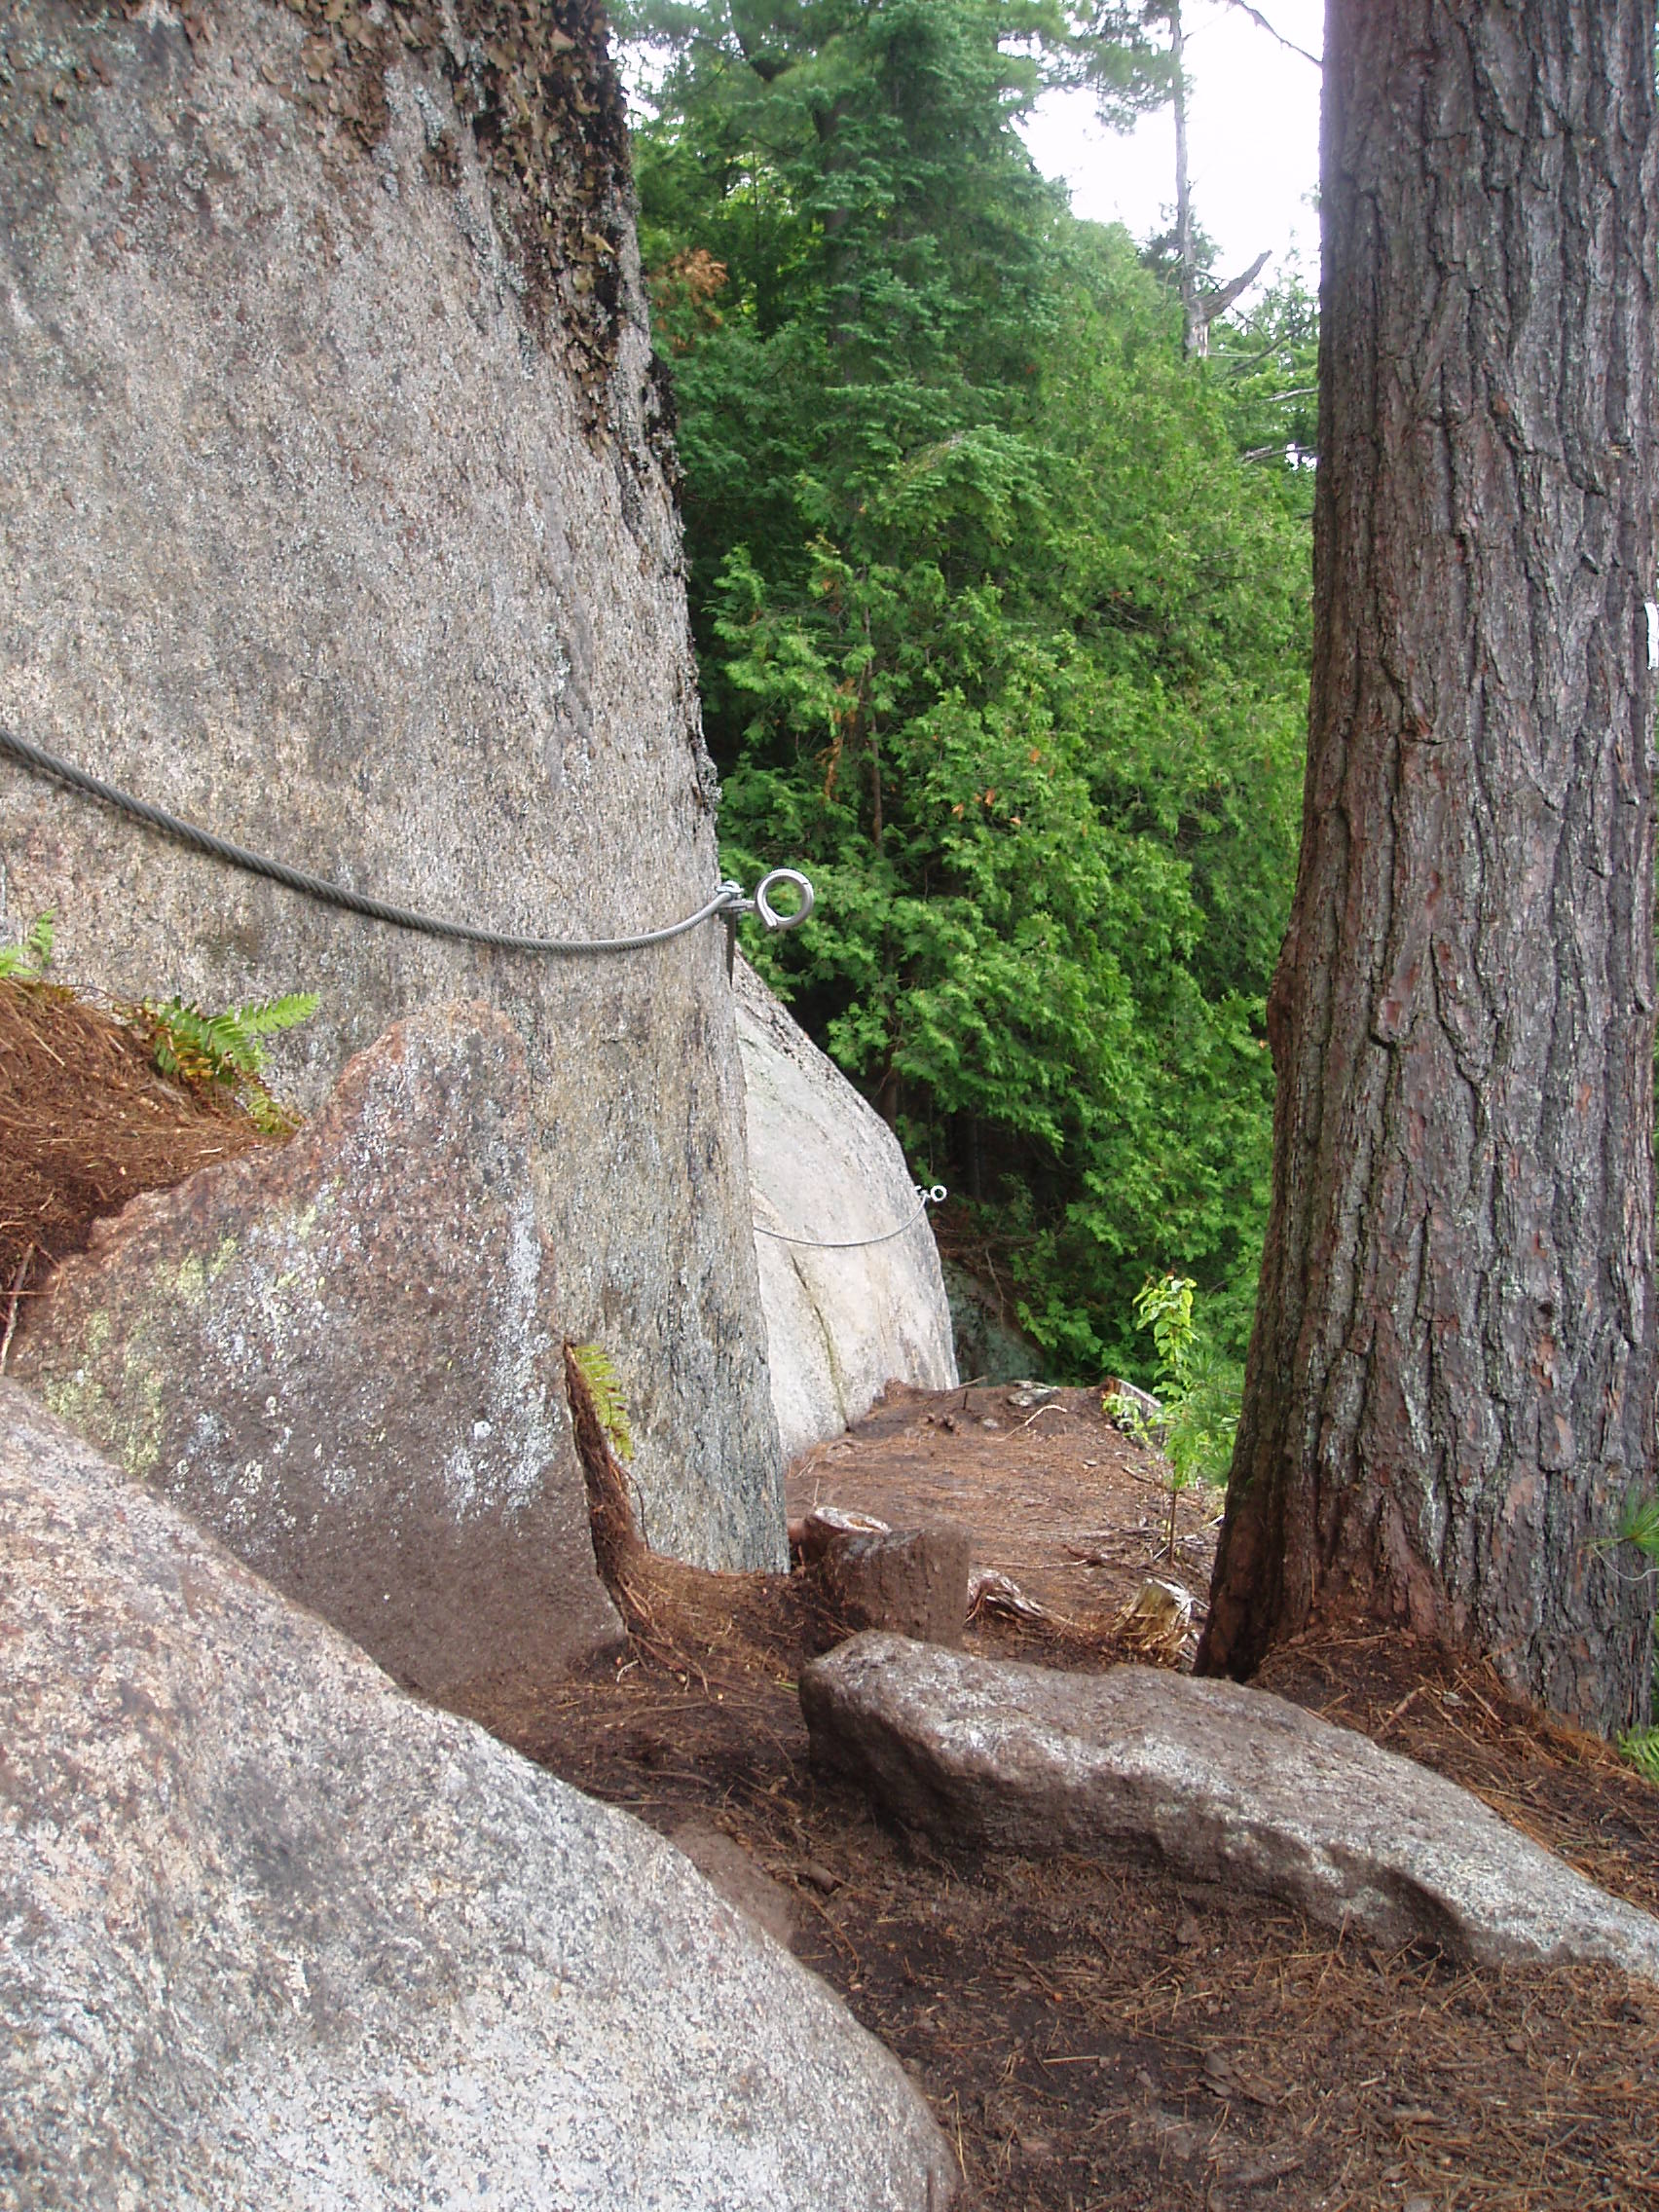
[
  {"x1": 1170, "y1": 7, "x2": 1266, "y2": 355},
  {"x1": 1170, "y1": 3, "x2": 1200, "y2": 358},
  {"x1": 865, "y1": 610, "x2": 884, "y2": 849},
  {"x1": 1199, "y1": 0, "x2": 1659, "y2": 1738}
]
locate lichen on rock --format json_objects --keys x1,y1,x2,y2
[{"x1": 59, "y1": 0, "x2": 644, "y2": 410}]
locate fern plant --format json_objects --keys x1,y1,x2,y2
[
  {"x1": 1617, "y1": 1492, "x2": 1659, "y2": 1786},
  {"x1": 567, "y1": 1342, "x2": 634, "y2": 1464},
  {"x1": 124, "y1": 990, "x2": 317, "y2": 1134},
  {"x1": 0, "y1": 910, "x2": 55, "y2": 980}
]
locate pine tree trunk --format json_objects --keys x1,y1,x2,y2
[{"x1": 1199, "y1": 0, "x2": 1659, "y2": 1737}]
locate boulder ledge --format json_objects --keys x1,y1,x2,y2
[
  {"x1": 12, "y1": 1001, "x2": 620, "y2": 1704},
  {"x1": 738, "y1": 957, "x2": 956, "y2": 1456}
]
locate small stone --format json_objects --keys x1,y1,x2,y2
[{"x1": 797, "y1": 1503, "x2": 891, "y2": 1561}]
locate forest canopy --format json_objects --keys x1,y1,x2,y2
[{"x1": 621, "y1": 0, "x2": 1317, "y2": 1380}]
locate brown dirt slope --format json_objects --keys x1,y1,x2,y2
[{"x1": 0, "y1": 977, "x2": 274, "y2": 1309}]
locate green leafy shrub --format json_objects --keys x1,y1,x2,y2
[{"x1": 1110, "y1": 1272, "x2": 1239, "y2": 1563}]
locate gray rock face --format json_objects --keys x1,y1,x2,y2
[
  {"x1": 801, "y1": 1634, "x2": 1659, "y2": 1979},
  {"x1": 10, "y1": 1001, "x2": 622, "y2": 1703},
  {"x1": 0, "y1": 0, "x2": 784, "y2": 1568},
  {"x1": 0, "y1": 1385, "x2": 956, "y2": 2212},
  {"x1": 737, "y1": 958, "x2": 957, "y2": 1457}
]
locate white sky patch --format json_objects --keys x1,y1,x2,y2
[{"x1": 1020, "y1": 0, "x2": 1323, "y2": 302}]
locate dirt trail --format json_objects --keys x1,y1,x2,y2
[
  {"x1": 450, "y1": 1382, "x2": 1659, "y2": 2211},
  {"x1": 785, "y1": 1380, "x2": 1218, "y2": 1634}
]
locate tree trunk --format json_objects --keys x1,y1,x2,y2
[
  {"x1": 1170, "y1": 3, "x2": 1201, "y2": 358},
  {"x1": 1199, "y1": 0, "x2": 1659, "y2": 1738}
]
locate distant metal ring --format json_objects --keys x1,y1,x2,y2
[
  {"x1": 923, "y1": 1185, "x2": 947, "y2": 1204},
  {"x1": 755, "y1": 867, "x2": 815, "y2": 932}
]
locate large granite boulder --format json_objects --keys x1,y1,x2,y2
[
  {"x1": 801, "y1": 1633, "x2": 1659, "y2": 1978},
  {"x1": 0, "y1": 0, "x2": 784, "y2": 1568},
  {"x1": 737, "y1": 958, "x2": 957, "y2": 1457},
  {"x1": 10, "y1": 1001, "x2": 622, "y2": 1705},
  {"x1": 0, "y1": 1385, "x2": 956, "y2": 2211}
]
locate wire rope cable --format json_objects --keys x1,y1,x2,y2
[
  {"x1": 0, "y1": 726, "x2": 814, "y2": 953},
  {"x1": 753, "y1": 1185, "x2": 946, "y2": 1250}
]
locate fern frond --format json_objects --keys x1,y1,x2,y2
[
  {"x1": 1620, "y1": 1725, "x2": 1659, "y2": 1788},
  {"x1": 568, "y1": 1342, "x2": 635, "y2": 1464},
  {"x1": 243, "y1": 1088, "x2": 301, "y2": 1137},
  {"x1": 235, "y1": 991, "x2": 320, "y2": 1039},
  {"x1": 205, "y1": 1009, "x2": 263, "y2": 1076},
  {"x1": 0, "y1": 909, "x2": 55, "y2": 980},
  {"x1": 122, "y1": 987, "x2": 315, "y2": 1133}
]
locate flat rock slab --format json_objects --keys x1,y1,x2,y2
[
  {"x1": 0, "y1": 1385, "x2": 955, "y2": 2212},
  {"x1": 12, "y1": 1001, "x2": 620, "y2": 1702},
  {"x1": 800, "y1": 1633, "x2": 1659, "y2": 1979}
]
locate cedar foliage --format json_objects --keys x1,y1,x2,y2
[{"x1": 626, "y1": 0, "x2": 1316, "y2": 1374}]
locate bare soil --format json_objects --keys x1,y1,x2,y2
[{"x1": 467, "y1": 1381, "x2": 1659, "y2": 2212}]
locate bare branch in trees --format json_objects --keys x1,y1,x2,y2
[{"x1": 1224, "y1": 2, "x2": 1319, "y2": 67}]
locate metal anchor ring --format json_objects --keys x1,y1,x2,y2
[{"x1": 754, "y1": 867, "x2": 816, "y2": 933}]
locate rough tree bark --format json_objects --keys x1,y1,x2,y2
[{"x1": 1198, "y1": 0, "x2": 1659, "y2": 1737}]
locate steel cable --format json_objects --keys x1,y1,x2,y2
[
  {"x1": 753, "y1": 1185, "x2": 946, "y2": 1250},
  {"x1": 0, "y1": 726, "x2": 813, "y2": 953}
]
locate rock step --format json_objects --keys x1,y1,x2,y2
[
  {"x1": 11, "y1": 1002, "x2": 620, "y2": 1704},
  {"x1": 800, "y1": 1632, "x2": 1659, "y2": 1979},
  {"x1": 816, "y1": 1521, "x2": 974, "y2": 1648}
]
